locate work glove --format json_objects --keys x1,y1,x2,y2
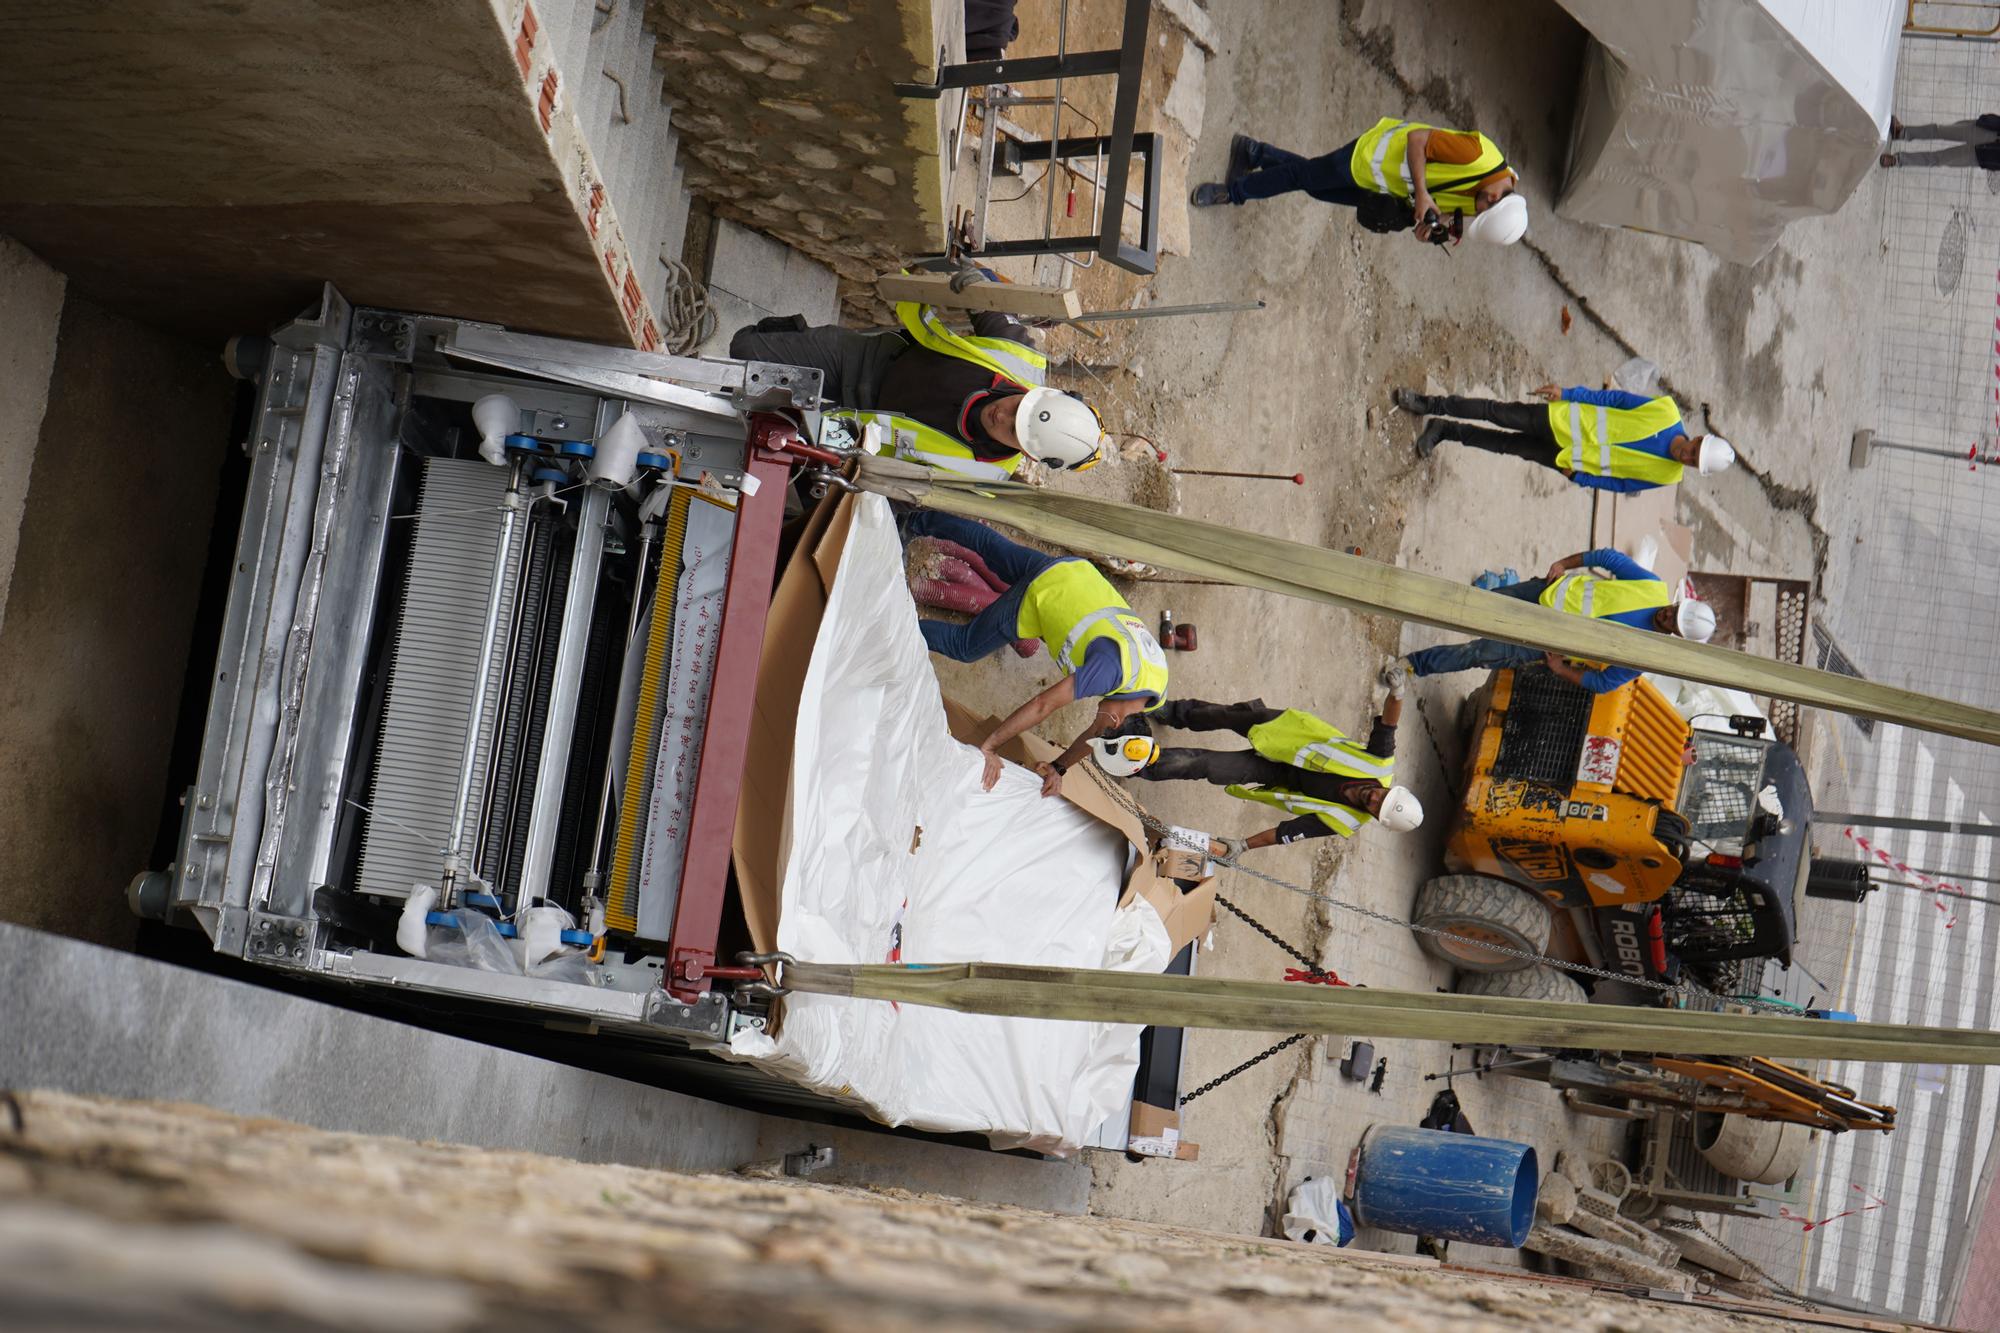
[{"x1": 1215, "y1": 835, "x2": 1249, "y2": 864}]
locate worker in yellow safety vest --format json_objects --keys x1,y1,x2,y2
[
  {"x1": 1393, "y1": 383, "x2": 1736, "y2": 492},
  {"x1": 1094, "y1": 686, "x2": 1422, "y2": 861},
  {"x1": 1190, "y1": 119, "x2": 1528, "y2": 247},
  {"x1": 1390, "y1": 550, "x2": 1719, "y2": 695},
  {"x1": 728, "y1": 293, "x2": 1106, "y2": 478},
  {"x1": 900, "y1": 510, "x2": 1167, "y2": 799}
]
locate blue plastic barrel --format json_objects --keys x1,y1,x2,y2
[{"x1": 1349, "y1": 1126, "x2": 1539, "y2": 1247}]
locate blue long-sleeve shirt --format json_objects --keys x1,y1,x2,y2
[
  {"x1": 1558, "y1": 387, "x2": 1682, "y2": 494},
  {"x1": 1565, "y1": 548, "x2": 1662, "y2": 693}
]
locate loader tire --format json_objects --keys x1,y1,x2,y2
[
  {"x1": 1454, "y1": 962, "x2": 1587, "y2": 1005},
  {"x1": 1413, "y1": 874, "x2": 1553, "y2": 974}
]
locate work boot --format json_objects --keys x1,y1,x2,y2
[
  {"x1": 1413, "y1": 420, "x2": 1448, "y2": 459},
  {"x1": 1226, "y1": 133, "x2": 1261, "y2": 183},
  {"x1": 1889, "y1": 114, "x2": 1904, "y2": 139},
  {"x1": 1879, "y1": 152, "x2": 1899, "y2": 169},
  {"x1": 1189, "y1": 182, "x2": 1232, "y2": 207},
  {"x1": 1391, "y1": 387, "x2": 1432, "y2": 415}
]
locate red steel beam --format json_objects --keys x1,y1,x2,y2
[{"x1": 666, "y1": 413, "x2": 798, "y2": 999}]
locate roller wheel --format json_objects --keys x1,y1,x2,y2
[
  {"x1": 1453, "y1": 963, "x2": 1587, "y2": 1004},
  {"x1": 1414, "y1": 874, "x2": 1554, "y2": 974}
]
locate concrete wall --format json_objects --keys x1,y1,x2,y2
[
  {"x1": 0, "y1": 0, "x2": 636, "y2": 343},
  {"x1": 7, "y1": 1087, "x2": 1808, "y2": 1330},
  {"x1": 0, "y1": 238, "x2": 65, "y2": 639},
  {"x1": 644, "y1": 0, "x2": 957, "y2": 322},
  {"x1": 0, "y1": 291, "x2": 234, "y2": 949}
]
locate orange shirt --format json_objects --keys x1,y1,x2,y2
[{"x1": 1425, "y1": 129, "x2": 1517, "y2": 192}]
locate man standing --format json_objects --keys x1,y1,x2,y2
[
  {"x1": 729, "y1": 297, "x2": 1106, "y2": 478},
  {"x1": 1096, "y1": 689, "x2": 1422, "y2": 861},
  {"x1": 1394, "y1": 382, "x2": 1735, "y2": 491},
  {"x1": 1189, "y1": 120, "x2": 1529, "y2": 248},
  {"x1": 1393, "y1": 549, "x2": 1718, "y2": 695},
  {"x1": 899, "y1": 511, "x2": 1167, "y2": 798},
  {"x1": 1880, "y1": 114, "x2": 2000, "y2": 171}
]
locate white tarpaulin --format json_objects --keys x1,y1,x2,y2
[
  {"x1": 728, "y1": 495, "x2": 1173, "y2": 1152},
  {"x1": 1556, "y1": 0, "x2": 1900, "y2": 263}
]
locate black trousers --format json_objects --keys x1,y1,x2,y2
[
  {"x1": 726, "y1": 322, "x2": 907, "y2": 409},
  {"x1": 1425, "y1": 394, "x2": 1561, "y2": 466},
  {"x1": 1121, "y1": 698, "x2": 1297, "y2": 786}
]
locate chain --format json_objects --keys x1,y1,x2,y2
[
  {"x1": 1076, "y1": 763, "x2": 1797, "y2": 1016},
  {"x1": 1178, "y1": 1034, "x2": 1308, "y2": 1107},
  {"x1": 1683, "y1": 1219, "x2": 1820, "y2": 1309},
  {"x1": 1214, "y1": 893, "x2": 1333, "y2": 979}
]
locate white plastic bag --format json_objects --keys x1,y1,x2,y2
[{"x1": 1282, "y1": 1175, "x2": 1355, "y2": 1247}]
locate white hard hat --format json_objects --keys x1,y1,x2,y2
[
  {"x1": 1697, "y1": 435, "x2": 1736, "y2": 476},
  {"x1": 1377, "y1": 785, "x2": 1424, "y2": 832},
  {"x1": 1014, "y1": 387, "x2": 1106, "y2": 470},
  {"x1": 1464, "y1": 192, "x2": 1528, "y2": 246},
  {"x1": 1089, "y1": 734, "x2": 1158, "y2": 778},
  {"x1": 1676, "y1": 599, "x2": 1718, "y2": 643}
]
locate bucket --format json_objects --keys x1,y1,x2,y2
[{"x1": 1349, "y1": 1126, "x2": 1539, "y2": 1247}]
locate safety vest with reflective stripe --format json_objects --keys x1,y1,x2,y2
[
  {"x1": 1224, "y1": 784, "x2": 1369, "y2": 838},
  {"x1": 1014, "y1": 560, "x2": 1169, "y2": 709},
  {"x1": 1547, "y1": 395, "x2": 1686, "y2": 484},
  {"x1": 1348, "y1": 118, "x2": 1508, "y2": 212},
  {"x1": 1244, "y1": 709, "x2": 1395, "y2": 783},
  {"x1": 825, "y1": 408, "x2": 1020, "y2": 479},
  {"x1": 821, "y1": 302, "x2": 1050, "y2": 478},
  {"x1": 1538, "y1": 572, "x2": 1671, "y2": 620},
  {"x1": 897, "y1": 301, "x2": 1049, "y2": 389}
]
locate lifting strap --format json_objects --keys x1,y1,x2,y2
[
  {"x1": 780, "y1": 960, "x2": 2000, "y2": 1065},
  {"x1": 849, "y1": 457, "x2": 2000, "y2": 748}
]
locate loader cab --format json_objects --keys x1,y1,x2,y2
[{"x1": 1652, "y1": 725, "x2": 1806, "y2": 987}]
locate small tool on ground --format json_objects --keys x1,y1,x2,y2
[{"x1": 1171, "y1": 467, "x2": 1305, "y2": 484}]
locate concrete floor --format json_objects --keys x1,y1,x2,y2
[{"x1": 922, "y1": 0, "x2": 1885, "y2": 1242}]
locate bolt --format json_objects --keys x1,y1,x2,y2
[{"x1": 257, "y1": 919, "x2": 272, "y2": 933}]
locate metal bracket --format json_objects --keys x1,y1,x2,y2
[
  {"x1": 644, "y1": 988, "x2": 734, "y2": 1044},
  {"x1": 351, "y1": 310, "x2": 417, "y2": 361},
  {"x1": 246, "y1": 910, "x2": 317, "y2": 968}
]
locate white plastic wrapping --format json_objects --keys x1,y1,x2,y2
[
  {"x1": 728, "y1": 495, "x2": 1173, "y2": 1152},
  {"x1": 1555, "y1": 0, "x2": 1899, "y2": 263}
]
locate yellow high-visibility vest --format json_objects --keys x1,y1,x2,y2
[
  {"x1": 1245, "y1": 709, "x2": 1395, "y2": 783},
  {"x1": 821, "y1": 300, "x2": 1050, "y2": 478},
  {"x1": 1539, "y1": 573, "x2": 1671, "y2": 620},
  {"x1": 826, "y1": 408, "x2": 1020, "y2": 479},
  {"x1": 1348, "y1": 118, "x2": 1508, "y2": 213},
  {"x1": 1547, "y1": 395, "x2": 1686, "y2": 484},
  {"x1": 897, "y1": 301, "x2": 1048, "y2": 388},
  {"x1": 1224, "y1": 784, "x2": 1369, "y2": 838},
  {"x1": 1015, "y1": 560, "x2": 1169, "y2": 709}
]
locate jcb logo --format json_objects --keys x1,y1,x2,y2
[
  {"x1": 1608, "y1": 915, "x2": 1646, "y2": 978},
  {"x1": 1492, "y1": 838, "x2": 1569, "y2": 883}
]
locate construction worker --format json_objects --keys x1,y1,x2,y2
[
  {"x1": 1394, "y1": 383, "x2": 1735, "y2": 490},
  {"x1": 1390, "y1": 549, "x2": 1718, "y2": 694},
  {"x1": 1189, "y1": 121, "x2": 1529, "y2": 248},
  {"x1": 1096, "y1": 690, "x2": 1422, "y2": 861},
  {"x1": 899, "y1": 511, "x2": 1166, "y2": 797},
  {"x1": 727, "y1": 294, "x2": 1105, "y2": 478}
]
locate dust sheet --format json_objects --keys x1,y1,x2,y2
[{"x1": 727, "y1": 494, "x2": 1172, "y2": 1152}]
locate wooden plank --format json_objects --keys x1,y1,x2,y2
[
  {"x1": 875, "y1": 272, "x2": 1082, "y2": 320},
  {"x1": 871, "y1": 472, "x2": 2000, "y2": 750},
  {"x1": 786, "y1": 961, "x2": 2000, "y2": 1065}
]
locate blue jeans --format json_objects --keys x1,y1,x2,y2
[
  {"x1": 1407, "y1": 577, "x2": 1549, "y2": 676},
  {"x1": 900, "y1": 510, "x2": 1065, "y2": 661},
  {"x1": 1230, "y1": 137, "x2": 1369, "y2": 206}
]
